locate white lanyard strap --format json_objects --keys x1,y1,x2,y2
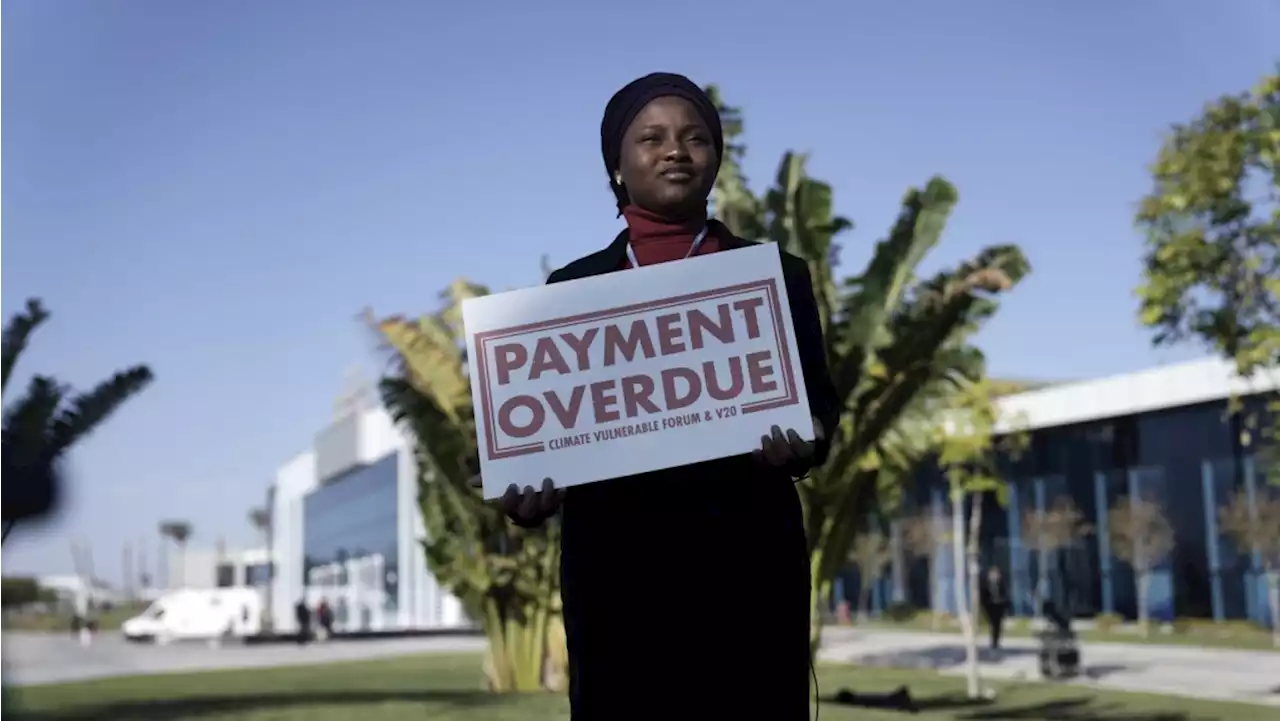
[{"x1": 625, "y1": 227, "x2": 709, "y2": 268}]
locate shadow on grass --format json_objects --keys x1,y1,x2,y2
[
  {"x1": 11, "y1": 689, "x2": 517, "y2": 721},
  {"x1": 953, "y1": 696, "x2": 1195, "y2": 721},
  {"x1": 1081, "y1": 665, "x2": 1130, "y2": 680},
  {"x1": 826, "y1": 691, "x2": 1199, "y2": 720}
]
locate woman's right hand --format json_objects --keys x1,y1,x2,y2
[
  {"x1": 502, "y1": 478, "x2": 564, "y2": 523},
  {"x1": 470, "y1": 476, "x2": 563, "y2": 525}
]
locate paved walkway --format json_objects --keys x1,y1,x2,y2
[
  {"x1": 7, "y1": 627, "x2": 1279, "y2": 707},
  {"x1": 2, "y1": 632, "x2": 486, "y2": 687},
  {"x1": 819, "y1": 627, "x2": 1280, "y2": 707}
]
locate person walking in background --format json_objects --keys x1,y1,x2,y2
[
  {"x1": 70, "y1": 614, "x2": 92, "y2": 647},
  {"x1": 487, "y1": 72, "x2": 840, "y2": 720},
  {"x1": 293, "y1": 598, "x2": 311, "y2": 646},
  {"x1": 71, "y1": 593, "x2": 95, "y2": 648},
  {"x1": 981, "y1": 566, "x2": 1010, "y2": 651},
  {"x1": 316, "y1": 597, "x2": 334, "y2": 641}
]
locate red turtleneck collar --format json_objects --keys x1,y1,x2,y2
[{"x1": 620, "y1": 204, "x2": 722, "y2": 269}]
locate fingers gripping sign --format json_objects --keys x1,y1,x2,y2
[
  {"x1": 469, "y1": 475, "x2": 564, "y2": 527},
  {"x1": 751, "y1": 415, "x2": 823, "y2": 474}
]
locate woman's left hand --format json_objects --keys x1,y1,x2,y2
[{"x1": 752, "y1": 415, "x2": 825, "y2": 468}]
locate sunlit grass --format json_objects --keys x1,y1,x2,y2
[{"x1": 7, "y1": 651, "x2": 1263, "y2": 721}]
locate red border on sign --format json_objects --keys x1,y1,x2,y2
[{"x1": 473, "y1": 279, "x2": 800, "y2": 461}]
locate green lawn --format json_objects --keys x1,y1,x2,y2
[
  {"x1": 7, "y1": 652, "x2": 1272, "y2": 721},
  {"x1": 3, "y1": 604, "x2": 146, "y2": 633}
]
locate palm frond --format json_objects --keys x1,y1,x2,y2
[
  {"x1": 2, "y1": 301, "x2": 153, "y2": 534},
  {"x1": 2, "y1": 299, "x2": 51, "y2": 393},
  {"x1": 47, "y1": 366, "x2": 154, "y2": 456},
  {"x1": 2, "y1": 376, "x2": 66, "y2": 464}
]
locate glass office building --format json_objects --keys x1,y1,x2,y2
[
  {"x1": 850, "y1": 358, "x2": 1277, "y2": 626},
  {"x1": 268, "y1": 399, "x2": 467, "y2": 633},
  {"x1": 301, "y1": 452, "x2": 401, "y2": 630}
]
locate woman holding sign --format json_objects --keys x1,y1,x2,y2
[{"x1": 496, "y1": 73, "x2": 839, "y2": 720}]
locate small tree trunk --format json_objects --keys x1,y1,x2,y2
[
  {"x1": 543, "y1": 614, "x2": 569, "y2": 691},
  {"x1": 967, "y1": 494, "x2": 985, "y2": 695},
  {"x1": 478, "y1": 595, "x2": 553, "y2": 693},
  {"x1": 927, "y1": 558, "x2": 940, "y2": 630},
  {"x1": 859, "y1": 583, "x2": 873, "y2": 621},
  {"x1": 482, "y1": 599, "x2": 515, "y2": 691},
  {"x1": 952, "y1": 492, "x2": 982, "y2": 699},
  {"x1": 1266, "y1": 571, "x2": 1280, "y2": 649},
  {"x1": 1033, "y1": 548, "x2": 1046, "y2": 622},
  {"x1": 807, "y1": 553, "x2": 830, "y2": 663},
  {"x1": 1137, "y1": 569, "x2": 1150, "y2": 638},
  {"x1": 505, "y1": 613, "x2": 547, "y2": 692},
  {"x1": 516, "y1": 601, "x2": 550, "y2": 690}
]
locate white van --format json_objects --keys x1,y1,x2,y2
[{"x1": 121, "y1": 588, "x2": 263, "y2": 645}]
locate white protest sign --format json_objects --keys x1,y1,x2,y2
[{"x1": 462, "y1": 242, "x2": 814, "y2": 500}]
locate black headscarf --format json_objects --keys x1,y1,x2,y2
[{"x1": 600, "y1": 72, "x2": 724, "y2": 212}]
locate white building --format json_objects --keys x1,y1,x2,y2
[
  {"x1": 267, "y1": 392, "x2": 466, "y2": 633},
  {"x1": 214, "y1": 547, "x2": 274, "y2": 588},
  {"x1": 154, "y1": 546, "x2": 272, "y2": 592}
]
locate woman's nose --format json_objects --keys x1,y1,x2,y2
[{"x1": 664, "y1": 142, "x2": 691, "y2": 160}]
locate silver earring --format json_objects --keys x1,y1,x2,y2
[{"x1": 614, "y1": 172, "x2": 623, "y2": 186}]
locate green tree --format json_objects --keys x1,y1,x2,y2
[
  {"x1": 1107, "y1": 496, "x2": 1175, "y2": 638},
  {"x1": 706, "y1": 85, "x2": 766, "y2": 241},
  {"x1": 2, "y1": 299, "x2": 154, "y2": 543},
  {"x1": 159, "y1": 521, "x2": 193, "y2": 587},
  {"x1": 1021, "y1": 495, "x2": 1092, "y2": 620},
  {"x1": 1217, "y1": 490, "x2": 1280, "y2": 647},
  {"x1": 1, "y1": 577, "x2": 42, "y2": 608},
  {"x1": 248, "y1": 507, "x2": 270, "y2": 540},
  {"x1": 1136, "y1": 69, "x2": 1280, "y2": 477},
  {"x1": 373, "y1": 281, "x2": 566, "y2": 693},
  {"x1": 934, "y1": 377, "x2": 1026, "y2": 698},
  {"x1": 706, "y1": 86, "x2": 1030, "y2": 659},
  {"x1": 848, "y1": 525, "x2": 892, "y2": 619},
  {"x1": 900, "y1": 510, "x2": 945, "y2": 628}
]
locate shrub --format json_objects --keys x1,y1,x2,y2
[
  {"x1": 1166, "y1": 618, "x2": 1264, "y2": 636},
  {"x1": 884, "y1": 601, "x2": 917, "y2": 623},
  {"x1": 1215, "y1": 619, "x2": 1267, "y2": 634},
  {"x1": 1, "y1": 577, "x2": 41, "y2": 608},
  {"x1": 1094, "y1": 612, "x2": 1123, "y2": 632}
]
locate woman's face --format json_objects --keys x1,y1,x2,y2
[{"x1": 617, "y1": 96, "x2": 718, "y2": 217}]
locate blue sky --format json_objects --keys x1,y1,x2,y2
[{"x1": 3, "y1": 0, "x2": 1277, "y2": 581}]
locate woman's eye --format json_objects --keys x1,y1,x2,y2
[{"x1": 640, "y1": 134, "x2": 662, "y2": 144}]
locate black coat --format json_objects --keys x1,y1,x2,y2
[
  {"x1": 981, "y1": 576, "x2": 1009, "y2": 614},
  {"x1": 525, "y1": 222, "x2": 840, "y2": 720}
]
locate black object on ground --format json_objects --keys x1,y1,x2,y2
[
  {"x1": 832, "y1": 685, "x2": 919, "y2": 713},
  {"x1": 1037, "y1": 599, "x2": 1081, "y2": 680}
]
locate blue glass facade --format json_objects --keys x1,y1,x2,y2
[
  {"x1": 302, "y1": 451, "x2": 400, "y2": 626},
  {"x1": 245, "y1": 562, "x2": 273, "y2": 587},
  {"x1": 899, "y1": 394, "x2": 1275, "y2": 625}
]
